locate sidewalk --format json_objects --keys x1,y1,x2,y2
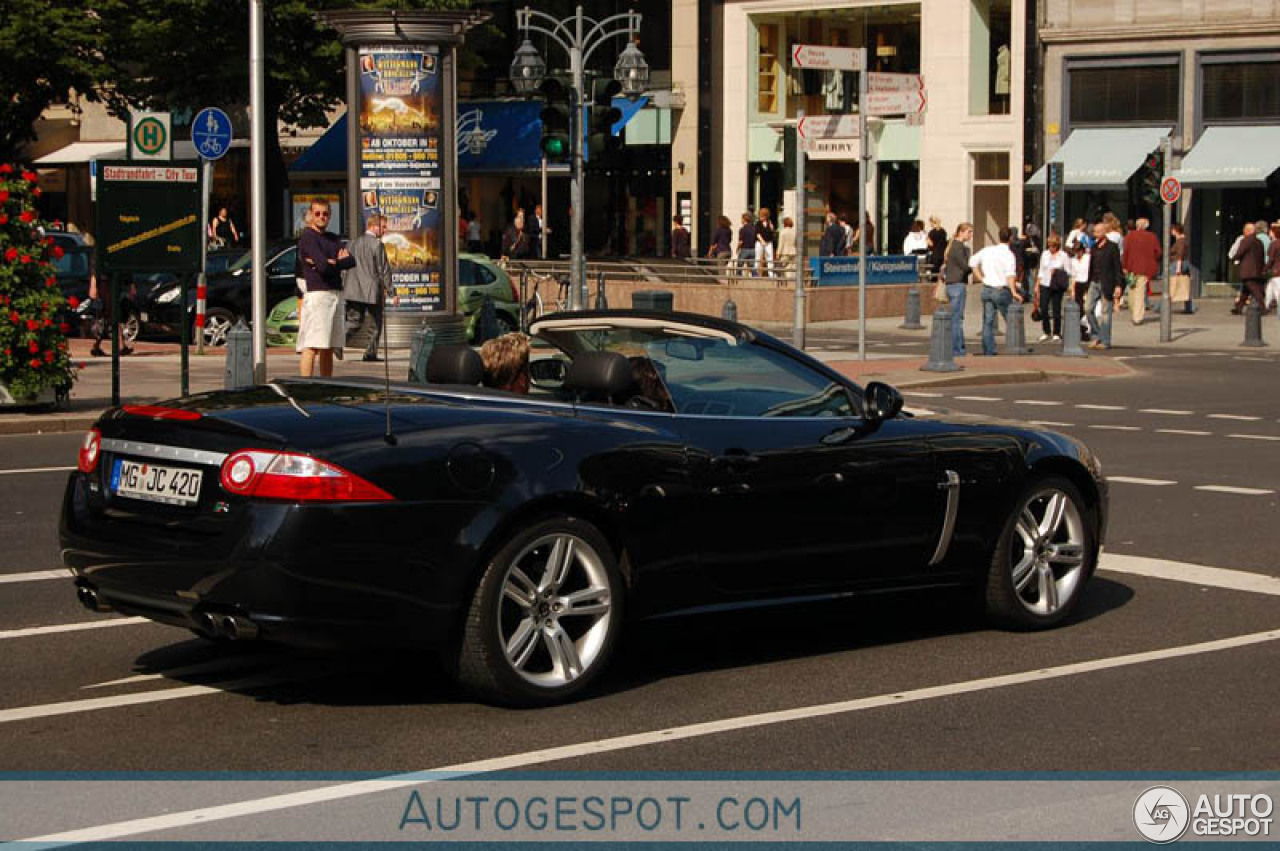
[{"x1": 0, "y1": 295, "x2": 1269, "y2": 436}]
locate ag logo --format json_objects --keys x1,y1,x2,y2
[
  {"x1": 1134, "y1": 786, "x2": 1190, "y2": 843},
  {"x1": 132, "y1": 117, "x2": 168, "y2": 156}
]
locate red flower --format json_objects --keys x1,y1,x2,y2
[
  {"x1": 26, "y1": 319, "x2": 38, "y2": 331},
  {"x1": 0, "y1": 190, "x2": 8, "y2": 203},
  {"x1": 40, "y1": 301, "x2": 49, "y2": 312},
  {"x1": 3, "y1": 247, "x2": 16, "y2": 262},
  {"x1": 28, "y1": 340, "x2": 39, "y2": 353},
  {"x1": 18, "y1": 211, "x2": 33, "y2": 224},
  {"x1": 0, "y1": 214, "x2": 8, "y2": 225},
  {"x1": 67, "y1": 296, "x2": 79, "y2": 309},
  {"x1": 51, "y1": 245, "x2": 64, "y2": 259},
  {"x1": 0, "y1": 164, "x2": 11, "y2": 174},
  {"x1": 43, "y1": 318, "x2": 52, "y2": 327},
  {"x1": 19, "y1": 254, "x2": 31, "y2": 264},
  {"x1": 23, "y1": 171, "x2": 37, "y2": 183},
  {"x1": 43, "y1": 350, "x2": 54, "y2": 363},
  {"x1": 58, "y1": 322, "x2": 70, "y2": 333},
  {"x1": 8, "y1": 311, "x2": 19, "y2": 323},
  {"x1": 44, "y1": 278, "x2": 55, "y2": 289},
  {"x1": 30, "y1": 358, "x2": 40, "y2": 368},
  {"x1": 32, "y1": 188, "x2": 41, "y2": 198},
  {"x1": 4, "y1": 348, "x2": 10, "y2": 357}
]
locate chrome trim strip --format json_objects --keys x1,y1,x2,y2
[
  {"x1": 929, "y1": 470, "x2": 961, "y2": 567},
  {"x1": 100, "y1": 439, "x2": 228, "y2": 468}
]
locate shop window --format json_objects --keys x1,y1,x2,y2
[
  {"x1": 757, "y1": 23, "x2": 780, "y2": 115},
  {"x1": 1068, "y1": 63, "x2": 1179, "y2": 125},
  {"x1": 1203, "y1": 60, "x2": 1280, "y2": 122},
  {"x1": 971, "y1": 151, "x2": 1010, "y2": 249},
  {"x1": 969, "y1": 0, "x2": 1011, "y2": 116}
]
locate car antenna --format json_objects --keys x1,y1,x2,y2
[{"x1": 381, "y1": 285, "x2": 397, "y2": 446}]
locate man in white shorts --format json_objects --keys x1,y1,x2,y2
[{"x1": 296, "y1": 200, "x2": 354, "y2": 376}]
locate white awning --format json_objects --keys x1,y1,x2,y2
[
  {"x1": 1171, "y1": 126, "x2": 1280, "y2": 186},
  {"x1": 33, "y1": 141, "x2": 125, "y2": 164},
  {"x1": 1027, "y1": 126, "x2": 1172, "y2": 190}
]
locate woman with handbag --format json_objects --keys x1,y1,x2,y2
[
  {"x1": 1035, "y1": 235, "x2": 1071, "y2": 341},
  {"x1": 941, "y1": 222, "x2": 974, "y2": 357}
]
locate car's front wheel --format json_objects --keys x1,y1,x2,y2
[
  {"x1": 120, "y1": 311, "x2": 141, "y2": 345},
  {"x1": 455, "y1": 517, "x2": 622, "y2": 706},
  {"x1": 201, "y1": 307, "x2": 236, "y2": 348},
  {"x1": 986, "y1": 475, "x2": 1095, "y2": 629}
]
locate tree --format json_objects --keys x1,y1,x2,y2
[
  {"x1": 0, "y1": 166, "x2": 75, "y2": 401},
  {"x1": 0, "y1": 2, "x2": 108, "y2": 161},
  {"x1": 95, "y1": 0, "x2": 467, "y2": 238}
]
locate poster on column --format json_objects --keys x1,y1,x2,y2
[{"x1": 357, "y1": 45, "x2": 442, "y2": 312}]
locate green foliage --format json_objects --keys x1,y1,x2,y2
[{"x1": 0, "y1": 166, "x2": 76, "y2": 400}]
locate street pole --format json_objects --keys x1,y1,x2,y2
[
  {"x1": 196, "y1": 158, "x2": 210, "y2": 357},
  {"x1": 569, "y1": 8, "x2": 586, "y2": 311},
  {"x1": 1160, "y1": 135, "x2": 1173, "y2": 344},
  {"x1": 249, "y1": 0, "x2": 267, "y2": 384},
  {"x1": 857, "y1": 60, "x2": 868, "y2": 361},
  {"x1": 793, "y1": 109, "x2": 806, "y2": 349},
  {"x1": 540, "y1": 155, "x2": 548, "y2": 259}
]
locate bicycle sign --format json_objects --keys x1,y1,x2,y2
[{"x1": 191, "y1": 107, "x2": 233, "y2": 161}]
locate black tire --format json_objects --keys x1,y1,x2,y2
[
  {"x1": 454, "y1": 516, "x2": 622, "y2": 707},
  {"x1": 985, "y1": 475, "x2": 1096, "y2": 630},
  {"x1": 201, "y1": 307, "x2": 236, "y2": 348}
]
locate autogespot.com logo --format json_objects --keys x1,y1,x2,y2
[{"x1": 1134, "y1": 786, "x2": 1190, "y2": 844}]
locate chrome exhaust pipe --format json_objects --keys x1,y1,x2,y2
[
  {"x1": 220, "y1": 615, "x2": 259, "y2": 641},
  {"x1": 77, "y1": 586, "x2": 112, "y2": 613},
  {"x1": 194, "y1": 612, "x2": 219, "y2": 637}
]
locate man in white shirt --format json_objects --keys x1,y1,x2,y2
[{"x1": 970, "y1": 226, "x2": 1022, "y2": 356}]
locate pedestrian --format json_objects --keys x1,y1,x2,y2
[
  {"x1": 296, "y1": 199, "x2": 354, "y2": 377},
  {"x1": 1169, "y1": 223, "x2": 1194, "y2": 314},
  {"x1": 1121, "y1": 217, "x2": 1161, "y2": 325},
  {"x1": 969, "y1": 225, "x2": 1021, "y2": 356},
  {"x1": 862, "y1": 212, "x2": 876, "y2": 253},
  {"x1": 755, "y1": 207, "x2": 776, "y2": 277},
  {"x1": 942, "y1": 222, "x2": 974, "y2": 357},
  {"x1": 1256, "y1": 219, "x2": 1272, "y2": 254},
  {"x1": 1066, "y1": 218, "x2": 1089, "y2": 252},
  {"x1": 735, "y1": 212, "x2": 756, "y2": 276},
  {"x1": 1229, "y1": 222, "x2": 1253, "y2": 314},
  {"x1": 343, "y1": 214, "x2": 396, "y2": 363},
  {"x1": 500, "y1": 212, "x2": 531, "y2": 262},
  {"x1": 1021, "y1": 219, "x2": 1043, "y2": 292},
  {"x1": 1265, "y1": 222, "x2": 1280, "y2": 313},
  {"x1": 524, "y1": 205, "x2": 543, "y2": 259},
  {"x1": 1234, "y1": 221, "x2": 1269, "y2": 315},
  {"x1": 670, "y1": 215, "x2": 691, "y2": 260},
  {"x1": 1072, "y1": 241, "x2": 1092, "y2": 341},
  {"x1": 820, "y1": 212, "x2": 846, "y2": 258},
  {"x1": 776, "y1": 216, "x2": 797, "y2": 280},
  {"x1": 479, "y1": 332, "x2": 531, "y2": 394},
  {"x1": 208, "y1": 206, "x2": 239, "y2": 248},
  {"x1": 926, "y1": 216, "x2": 947, "y2": 276},
  {"x1": 466, "y1": 212, "x2": 483, "y2": 254},
  {"x1": 1085, "y1": 221, "x2": 1123, "y2": 350},
  {"x1": 708, "y1": 215, "x2": 734, "y2": 279},
  {"x1": 902, "y1": 219, "x2": 929, "y2": 257},
  {"x1": 1035, "y1": 234, "x2": 1071, "y2": 341},
  {"x1": 840, "y1": 212, "x2": 855, "y2": 255}
]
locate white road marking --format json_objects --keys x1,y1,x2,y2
[
  {"x1": 1101, "y1": 554, "x2": 1280, "y2": 597},
  {"x1": 1194, "y1": 485, "x2": 1276, "y2": 496},
  {"x1": 1228, "y1": 434, "x2": 1280, "y2": 442},
  {"x1": 954, "y1": 395, "x2": 1002, "y2": 402},
  {"x1": 1014, "y1": 400, "x2": 1063, "y2": 407},
  {"x1": 1235, "y1": 357, "x2": 1271, "y2": 363},
  {"x1": 1090, "y1": 425, "x2": 1141, "y2": 432},
  {"x1": 1157, "y1": 429, "x2": 1212, "y2": 436},
  {"x1": 83, "y1": 656, "x2": 300, "y2": 690},
  {"x1": 1028, "y1": 421, "x2": 1075, "y2": 428},
  {"x1": 1140, "y1": 409, "x2": 1193, "y2": 416},
  {"x1": 1107, "y1": 476, "x2": 1177, "y2": 486},
  {"x1": 1209, "y1": 414, "x2": 1262, "y2": 422},
  {"x1": 0, "y1": 569, "x2": 67, "y2": 585},
  {"x1": 0, "y1": 466, "x2": 75, "y2": 476},
  {"x1": 903, "y1": 391, "x2": 944, "y2": 398},
  {"x1": 1077, "y1": 404, "x2": 1126, "y2": 411},
  {"x1": 12, "y1": 628, "x2": 1280, "y2": 848},
  {"x1": 0, "y1": 617, "x2": 148, "y2": 641}
]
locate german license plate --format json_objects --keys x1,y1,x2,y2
[{"x1": 111, "y1": 458, "x2": 203, "y2": 506}]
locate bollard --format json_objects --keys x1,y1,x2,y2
[
  {"x1": 1241, "y1": 303, "x2": 1268, "y2": 348},
  {"x1": 476, "y1": 295, "x2": 499, "y2": 344},
  {"x1": 1003, "y1": 299, "x2": 1031, "y2": 355},
  {"x1": 594, "y1": 271, "x2": 609, "y2": 310},
  {"x1": 721, "y1": 297, "x2": 738, "y2": 321},
  {"x1": 224, "y1": 320, "x2": 254, "y2": 390},
  {"x1": 921, "y1": 308, "x2": 963, "y2": 373},
  {"x1": 407, "y1": 323, "x2": 437, "y2": 384},
  {"x1": 1060, "y1": 297, "x2": 1087, "y2": 358},
  {"x1": 900, "y1": 286, "x2": 924, "y2": 330}
]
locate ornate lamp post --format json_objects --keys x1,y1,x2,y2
[{"x1": 509, "y1": 6, "x2": 648, "y2": 310}]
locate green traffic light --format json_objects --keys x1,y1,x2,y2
[{"x1": 542, "y1": 137, "x2": 567, "y2": 158}]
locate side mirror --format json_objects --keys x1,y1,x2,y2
[{"x1": 863, "y1": 381, "x2": 904, "y2": 424}]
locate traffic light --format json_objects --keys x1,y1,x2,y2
[
  {"x1": 587, "y1": 79, "x2": 623, "y2": 160},
  {"x1": 1140, "y1": 150, "x2": 1164, "y2": 208},
  {"x1": 539, "y1": 77, "x2": 571, "y2": 163}
]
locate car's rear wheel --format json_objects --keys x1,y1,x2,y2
[
  {"x1": 120, "y1": 311, "x2": 141, "y2": 345},
  {"x1": 986, "y1": 475, "x2": 1095, "y2": 629},
  {"x1": 202, "y1": 308, "x2": 236, "y2": 348},
  {"x1": 455, "y1": 517, "x2": 621, "y2": 706}
]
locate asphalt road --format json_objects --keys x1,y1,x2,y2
[{"x1": 1, "y1": 350, "x2": 1277, "y2": 841}]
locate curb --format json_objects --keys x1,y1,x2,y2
[{"x1": 0, "y1": 413, "x2": 103, "y2": 436}]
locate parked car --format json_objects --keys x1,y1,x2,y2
[
  {"x1": 62, "y1": 310, "x2": 1107, "y2": 707},
  {"x1": 263, "y1": 253, "x2": 520, "y2": 348},
  {"x1": 52, "y1": 245, "x2": 148, "y2": 345}
]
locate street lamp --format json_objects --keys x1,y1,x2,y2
[{"x1": 509, "y1": 5, "x2": 646, "y2": 310}]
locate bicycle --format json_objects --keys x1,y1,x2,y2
[{"x1": 520, "y1": 268, "x2": 571, "y2": 329}]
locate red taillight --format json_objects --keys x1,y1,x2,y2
[
  {"x1": 78, "y1": 428, "x2": 101, "y2": 474},
  {"x1": 219, "y1": 449, "x2": 394, "y2": 502},
  {"x1": 122, "y1": 404, "x2": 202, "y2": 422}
]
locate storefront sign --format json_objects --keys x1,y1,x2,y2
[
  {"x1": 357, "y1": 45, "x2": 443, "y2": 312},
  {"x1": 810, "y1": 255, "x2": 920, "y2": 286},
  {"x1": 95, "y1": 161, "x2": 202, "y2": 273}
]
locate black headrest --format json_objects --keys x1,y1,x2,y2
[
  {"x1": 564, "y1": 350, "x2": 634, "y2": 404},
  {"x1": 427, "y1": 344, "x2": 484, "y2": 385}
]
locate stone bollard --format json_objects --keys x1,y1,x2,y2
[
  {"x1": 224, "y1": 320, "x2": 253, "y2": 389},
  {"x1": 1241, "y1": 303, "x2": 1268, "y2": 348},
  {"x1": 900, "y1": 286, "x2": 925, "y2": 330},
  {"x1": 594, "y1": 271, "x2": 609, "y2": 310},
  {"x1": 1060, "y1": 297, "x2": 1087, "y2": 357},
  {"x1": 407, "y1": 324, "x2": 436, "y2": 384},
  {"x1": 921, "y1": 308, "x2": 963, "y2": 373},
  {"x1": 722, "y1": 296, "x2": 738, "y2": 321},
  {"x1": 1003, "y1": 298, "x2": 1031, "y2": 355}
]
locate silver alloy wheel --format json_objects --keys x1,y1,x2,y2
[
  {"x1": 204, "y1": 313, "x2": 233, "y2": 347},
  {"x1": 121, "y1": 313, "x2": 140, "y2": 345},
  {"x1": 497, "y1": 533, "x2": 613, "y2": 688},
  {"x1": 1009, "y1": 488, "x2": 1087, "y2": 616}
]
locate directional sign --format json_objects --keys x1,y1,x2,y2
[
  {"x1": 192, "y1": 107, "x2": 234, "y2": 161},
  {"x1": 867, "y1": 72, "x2": 924, "y2": 93},
  {"x1": 865, "y1": 88, "x2": 928, "y2": 116},
  {"x1": 1160, "y1": 175, "x2": 1182, "y2": 205},
  {"x1": 797, "y1": 115, "x2": 861, "y2": 140},
  {"x1": 791, "y1": 44, "x2": 865, "y2": 71}
]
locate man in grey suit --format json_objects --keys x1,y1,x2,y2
[{"x1": 343, "y1": 214, "x2": 396, "y2": 362}]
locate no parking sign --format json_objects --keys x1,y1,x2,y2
[{"x1": 1160, "y1": 176, "x2": 1181, "y2": 205}]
